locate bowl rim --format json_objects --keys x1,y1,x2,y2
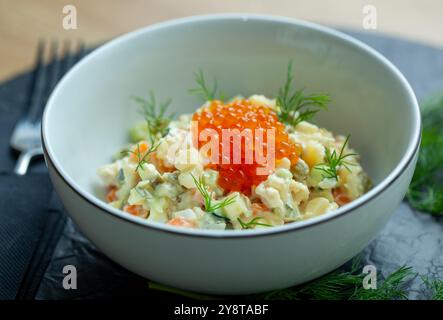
[{"x1": 42, "y1": 13, "x2": 421, "y2": 239}]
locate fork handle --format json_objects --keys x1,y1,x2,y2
[{"x1": 14, "y1": 147, "x2": 44, "y2": 175}]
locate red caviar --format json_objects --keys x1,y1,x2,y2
[{"x1": 192, "y1": 99, "x2": 300, "y2": 195}]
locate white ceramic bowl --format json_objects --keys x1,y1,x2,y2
[{"x1": 42, "y1": 14, "x2": 421, "y2": 294}]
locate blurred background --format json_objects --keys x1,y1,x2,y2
[{"x1": 0, "y1": 0, "x2": 442, "y2": 82}]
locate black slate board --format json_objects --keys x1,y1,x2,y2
[{"x1": 1, "y1": 29, "x2": 442, "y2": 300}]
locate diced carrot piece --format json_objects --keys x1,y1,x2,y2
[
  {"x1": 139, "y1": 142, "x2": 149, "y2": 153},
  {"x1": 106, "y1": 186, "x2": 118, "y2": 202},
  {"x1": 151, "y1": 152, "x2": 174, "y2": 173},
  {"x1": 252, "y1": 202, "x2": 268, "y2": 214},
  {"x1": 333, "y1": 188, "x2": 351, "y2": 206},
  {"x1": 123, "y1": 204, "x2": 148, "y2": 218},
  {"x1": 167, "y1": 217, "x2": 195, "y2": 228},
  {"x1": 130, "y1": 142, "x2": 149, "y2": 161}
]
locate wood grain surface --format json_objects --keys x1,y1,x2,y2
[{"x1": 0, "y1": 0, "x2": 442, "y2": 81}]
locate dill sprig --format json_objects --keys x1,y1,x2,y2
[
  {"x1": 121, "y1": 141, "x2": 160, "y2": 172},
  {"x1": 132, "y1": 91, "x2": 174, "y2": 142},
  {"x1": 276, "y1": 60, "x2": 330, "y2": 127},
  {"x1": 261, "y1": 259, "x2": 414, "y2": 300},
  {"x1": 431, "y1": 281, "x2": 443, "y2": 300},
  {"x1": 188, "y1": 69, "x2": 218, "y2": 102},
  {"x1": 191, "y1": 174, "x2": 236, "y2": 217},
  {"x1": 262, "y1": 257, "x2": 364, "y2": 300},
  {"x1": 406, "y1": 94, "x2": 443, "y2": 215},
  {"x1": 424, "y1": 278, "x2": 443, "y2": 300},
  {"x1": 314, "y1": 135, "x2": 357, "y2": 181},
  {"x1": 237, "y1": 217, "x2": 271, "y2": 229},
  {"x1": 350, "y1": 266, "x2": 414, "y2": 300}
]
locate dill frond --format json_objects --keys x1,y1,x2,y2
[
  {"x1": 262, "y1": 260, "x2": 414, "y2": 301},
  {"x1": 406, "y1": 94, "x2": 443, "y2": 215},
  {"x1": 132, "y1": 91, "x2": 174, "y2": 142},
  {"x1": 428, "y1": 278, "x2": 443, "y2": 300},
  {"x1": 421, "y1": 276, "x2": 443, "y2": 300},
  {"x1": 190, "y1": 174, "x2": 236, "y2": 217},
  {"x1": 407, "y1": 127, "x2": 443, "y2": 215},
  {"x1": 121, "y1": 141, "x2": 160, "y2": 172},
  {"x1": 237, "y1": 217, "x2": 271, "y2": 229},
  {"x1": 350, "y1": 266, "x2": 414, "y2": 300},
  {"x1": 188, "y1": 69, "x2": 218, "y2": 102},
  {"x1": 276, "y1": 60, "x2": 330, "y2": 127},
  {"x1": 314, "y1": 135, "x2": 357, "y2": 181},
  {"x1": 262, "y1": 257, "x2": 364, "y2": 300}
]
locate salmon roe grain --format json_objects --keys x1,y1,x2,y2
[{"x1": 192, "y1": 99, "x2": 300, "y2": 195}]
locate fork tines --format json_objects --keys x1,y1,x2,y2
[{"x1": 25, "y1": 39, "x2": 85, "y2": 124}]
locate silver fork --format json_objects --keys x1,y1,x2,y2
[{"x1": 10, "y1": 40, "x2": 84, "y2": 175}]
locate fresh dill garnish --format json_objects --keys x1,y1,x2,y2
[
  {"x1": 237, "y1": 217, "x2": 271, "y2": 229},
  {"x1": 188, "y1": 69, "x2": 219, "y2": 102},
  {"x1": 314, "y1": 135, "x2": 357, "y2": 181},
  {"x1": 276, "y1": 60, "x2": 330, "y2": 127},
  {"x1": 132, "y1": 91, "x2": 174, "y2": 142},
  {"x1": 423, "y1": 278, "x2": 443, "y2": 300},
  {"x1": 121, "y1": 141, "x2": 160, "y2": 172},
  {"x1": 350, "y1": 266, "x2": 414, "y2": 300},
  {"x1": 211, "y1": 212, "x2": 230, "y2": 222},
  {"x1": 406, "y1": 94, "x2": 443, "y2": 215},
  {"x1": 191, "y1": 174, "x2": 236, "y2": 218},
  {"x1": 431, "y1": 280, "x2": 443, "y2": 300},
  {"x1": 420, "y1": 94, "x2": 443, "y2": 130},
  {"x1": 262, "y1": 257, "x2": 364, "y2": 300},
  {"x1": 261, "y1": 259, "x2": 414, "y2": 300}
]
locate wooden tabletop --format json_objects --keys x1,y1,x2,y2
[{"x1": 1, "y1": 0, "x2": 442, "y2": 82}]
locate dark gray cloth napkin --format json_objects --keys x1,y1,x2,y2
[{"x1": 0, "y1": 173, "x2": 66, "y2": 299}]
